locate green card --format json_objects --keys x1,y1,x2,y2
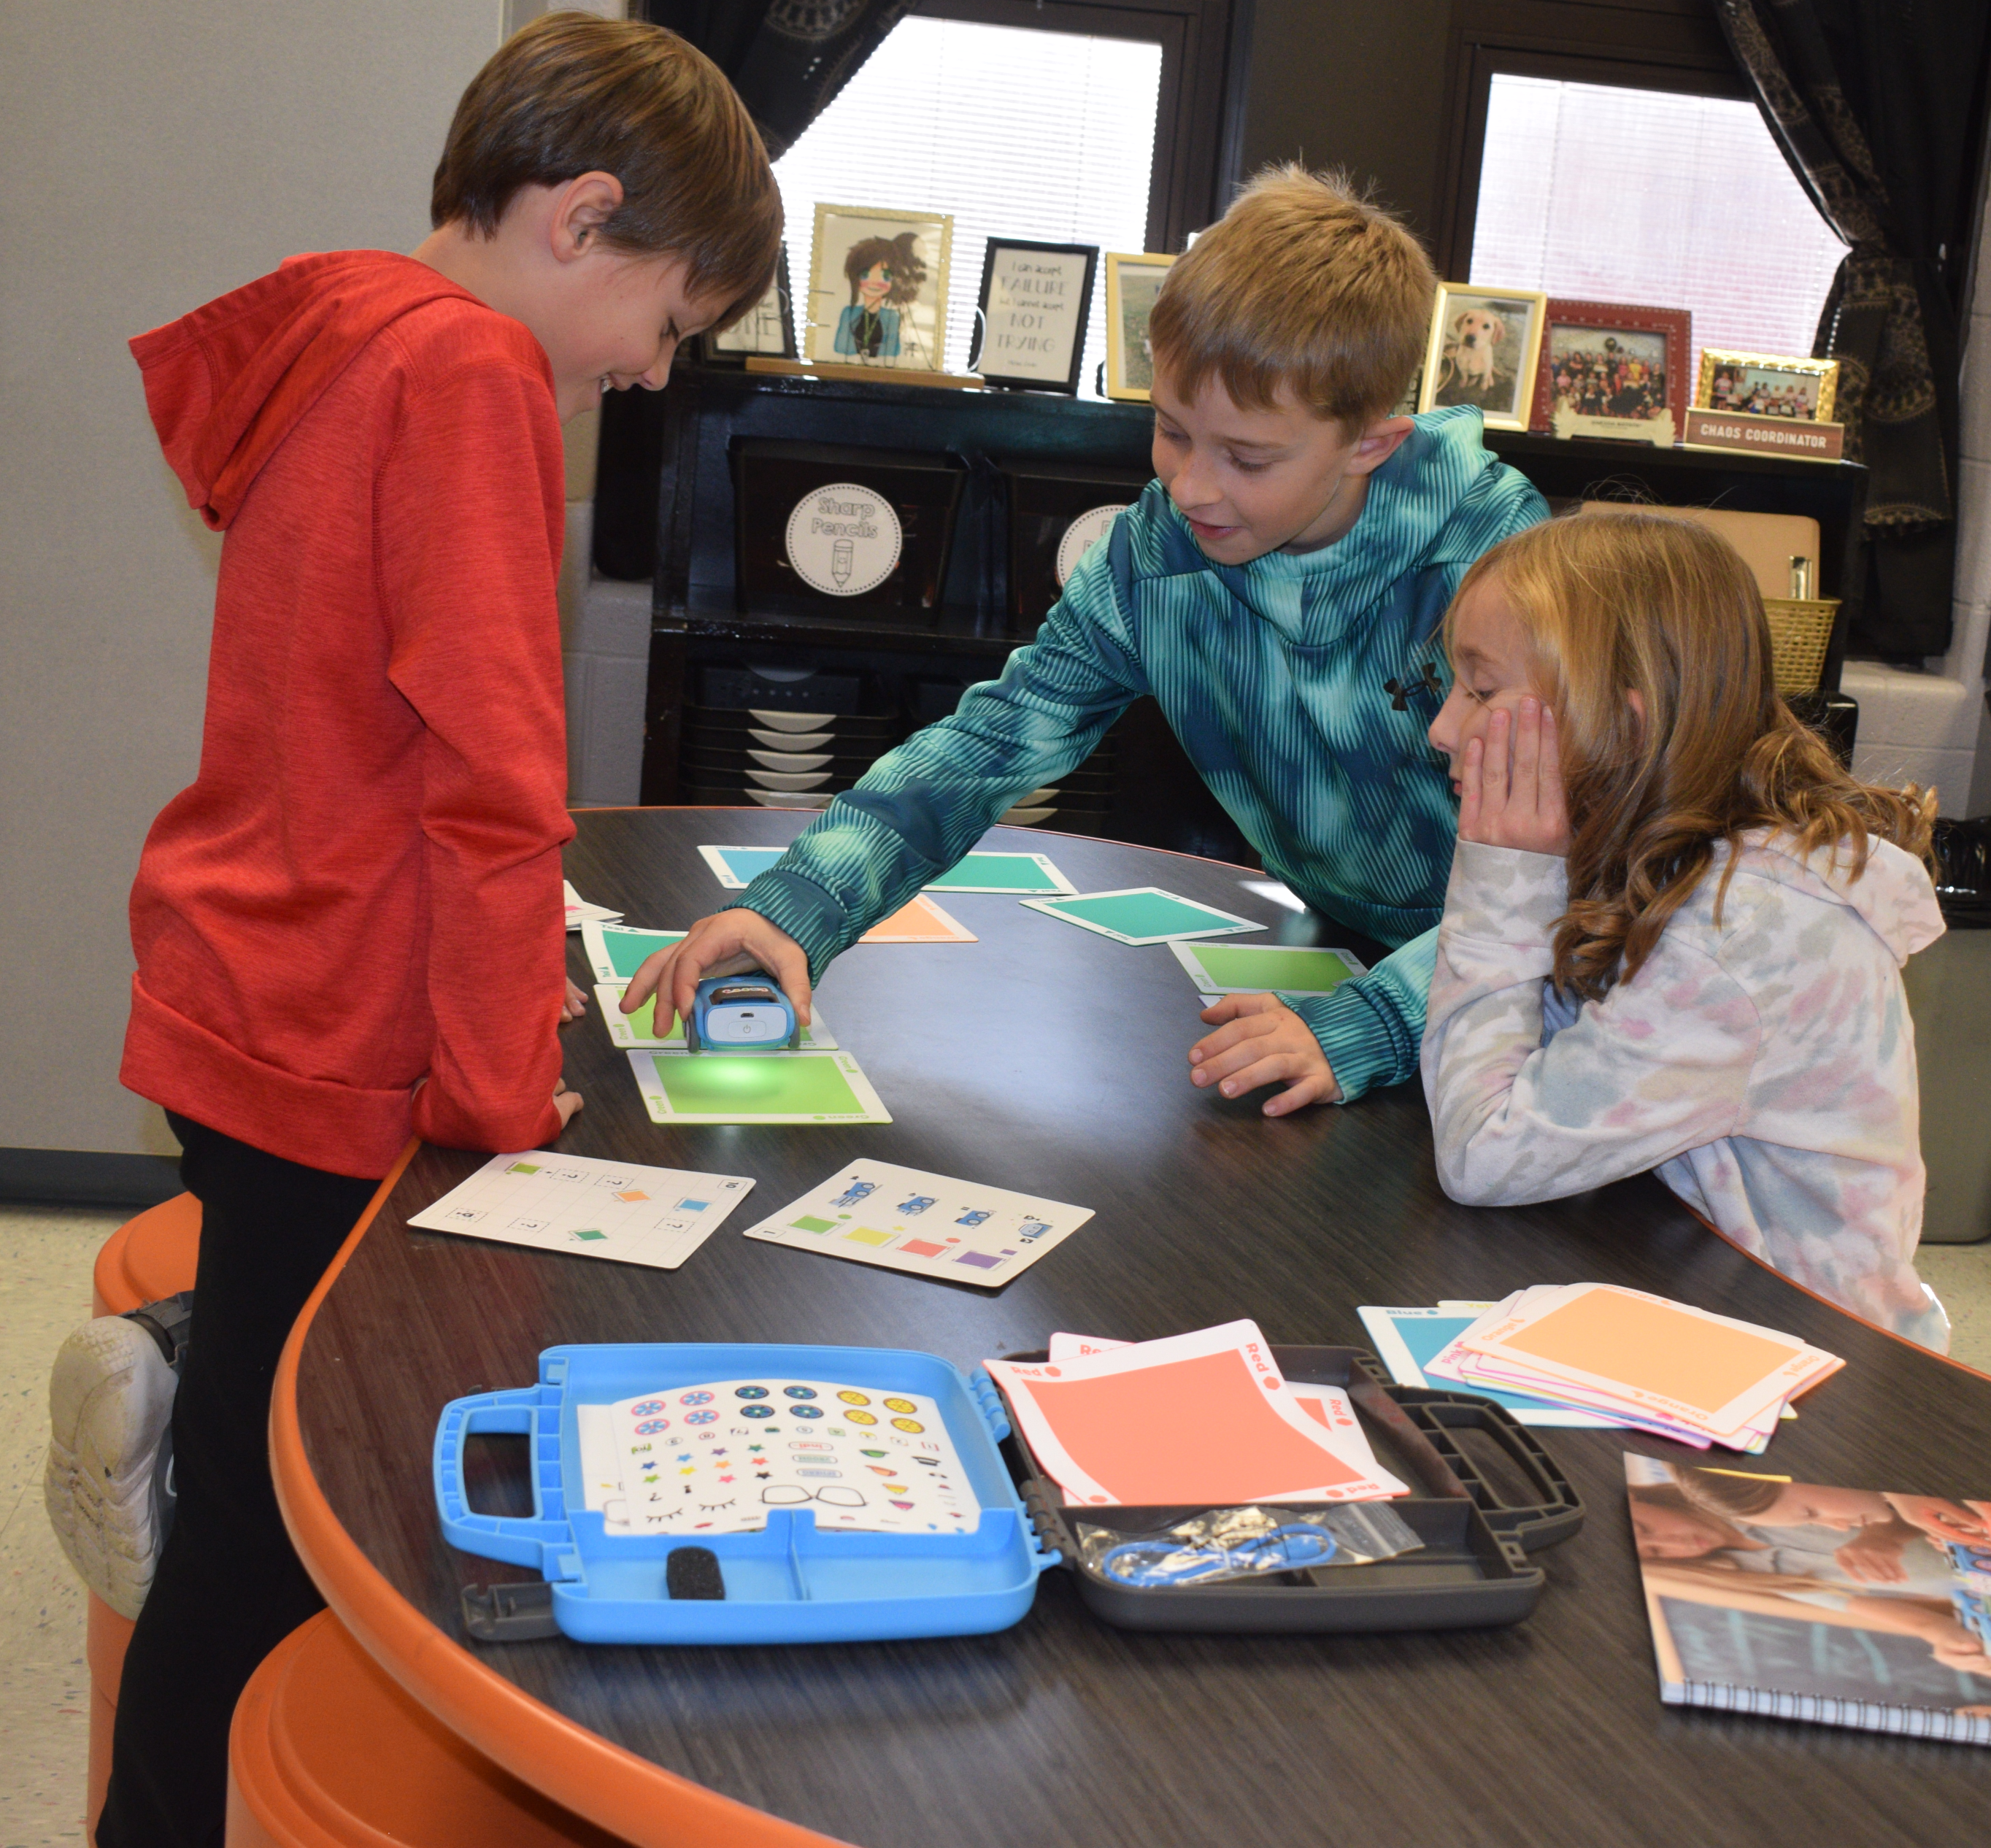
[
  {"x1": 923, "y1": 852, "x2": 1076, "y2": 895},
  {"x1": 628, "y1": 1049, "x2": 892, "y2": 1124},
  {"x1": 1170, "y1": 941, "x2": 1366, "y2": 995},
  {"x1": 582, "y1": 921, "x2": 685, "y2": 982},
  {"x1": 1019, "y1": 887, "x2": 1263, "y2": 947},
  {"x1": 593, "y1": 984, "x2": 836, "y2": 1051}
]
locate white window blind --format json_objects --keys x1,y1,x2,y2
[
  {"x1": 772, "y1": 15, "x2": 1163, "y2": 391},
  {"x1": 1471, "y1": 76, "x2": 1849, "y2": 379}
]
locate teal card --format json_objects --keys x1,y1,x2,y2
[{"x1": 1019, "y1": 887, "x2": 1263, "y2": 947}]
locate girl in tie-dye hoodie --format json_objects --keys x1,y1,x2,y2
[{"x1": 1420, "y1": 513, "x2": 1949, "y2": 1350}]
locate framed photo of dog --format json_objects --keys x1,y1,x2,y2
[
  {"x1": 1530, "y1": 299, "x2": 1691, "y2": 444},
  {"x1": 1419, "y1": 283, "x2": 1547, "y2": 431}
]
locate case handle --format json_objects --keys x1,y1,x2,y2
[
  {"x1": 433, "y1": 1388, "x2": 573, "y2": 1569},
  {"x1": 1387, "y1": 1389, "x2": 1584, "y2": 1551}
]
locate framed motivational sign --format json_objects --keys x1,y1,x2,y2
[{"x1": 969, "y1": 239, "x2": 1098, "y2": 394}]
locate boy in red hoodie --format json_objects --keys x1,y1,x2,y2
[{"x1": 87, "y1": 18, "x2": 780, "y2": 1842}]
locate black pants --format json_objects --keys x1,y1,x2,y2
[{"x1": 96, "y1": 1114, "x2": 380, "y2": 1848}]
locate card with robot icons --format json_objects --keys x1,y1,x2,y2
[{"x1": 602, "y1": 1379, "x2": 983, "y2": 1537}]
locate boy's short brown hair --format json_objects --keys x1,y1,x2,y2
[
  {"x1": 1147, "y1": 165, "x2": 1436, "y2": 431},
  {"x1": 431, "y1": 12, "x2": 782, "y2": 328}
]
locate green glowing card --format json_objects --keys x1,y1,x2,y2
[
  {"x1": 593, "y1": 983, "x2": 837, "y2": 1051},
  {"x1": 628, "y1": 1049, "x2": 891, "y2": 1125},
  {"x1": 1168, "y1": 941, "x2": 1366, "y2": 996}
]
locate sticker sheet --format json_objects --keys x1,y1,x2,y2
[
  {"x1": 744, "y1": 1160, "x2": 1090, "y2": 1287},
  {"x1": 921, "y1": 852, "x2": 1076, "y2": 895},
  {"x1": 593, "y1": 983, "x2": 837, "y2": 1051},
  {"x1": 628, "y1": 1049, "x2": 892, "y2": 1125},
  {"x1": 1019, "y1": 888, "x2": 1265, "y2": 947},
  {"x1": 582, "y1": 921, "x2": 685, "y2": 983},
  {"x1": 606, "y1": 1377, "x2": 982, "y2": 1536},
  {"x1": 698, "y1": 844, "x2": 785, "y2": 890},
  {"x1": 987, "y1": 1321, "x2": 1406, "y2": 1506},
  {"x1": 1170, "y1": 941, "x2": 1366, "y2": 996},
  {"x1": 409, "y1": 1152, "x2": 754, "y2": 1271}
]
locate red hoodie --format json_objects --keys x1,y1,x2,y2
[{"x1": 123, "y1": 251, "x2": 571, "y2": 1177}]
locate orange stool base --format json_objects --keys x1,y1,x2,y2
[
  {"x1": 92, "y1": 1191, "x2": 202, "y2": 1318},
  {"x1": 227, "y1": 1610, "x2": 625, "y2": 1847},
  {"x1": 87, "y1": 1192, "x2": 201, "y2": 1842}
]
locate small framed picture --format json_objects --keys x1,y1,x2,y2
[
  {"x1": 1530, "y1": 300, "x2": 1691, "y2": 444},
  {"x1": 969, "y1": 239, "x2": 1098, "y2": 394},
  {"x1": 804, "y1": 203, "x2": 953, "y2": 373},
  {"x1": 705, "y1": 242, "x2": 796, "y2": 361},
  {"x1": 1696, "y1": 350, "x2": 1840, "y2": 423},
  {"x1": 1419, "y1": 282, "x2": 1549, "y2": 430},
  {"x1": 1103, "y1": 252, "x2": 1176, "y2": 402}
]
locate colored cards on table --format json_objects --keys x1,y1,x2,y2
[
  {"x1": 698, "y1": 844, "x2": 785, "y2": 890},
  {"x1": 594, "y1": 983, "x2": 837, "y2": 1052},
  {"x1": 582, "y1": 921, "x2": 685, "y2": 982},
  {"x1": 698, "y1": 844, "x2": 1076, "y2": 897},
  {"x1": 563, "y1": 881, "x2": 623, "y2": 931},
  {"x1": 585, "y1": 1377, "x2": 982, "y2": 1538},
  {"x1": 1420, "y1": 1284, "x2": 1841, "y2": 1452},
  {"x1": 1171, "y1": 941, "x2": 1366, "y2": 996},
  {"x1": 409, "y1": 1151, "x2": 753, "y2": 1271},
  {"x1": 1358, "y1": 1305, "x2": 1614, "y2": 1428},
  {"x1": 629, "y1": 1050, "x2": 891, "y2": 1125},
  {"x1": 1020, "y1": 888, "x2": 1264, "y2": 947},
  {"x1": 986, "y1": 1320, "x2": 1407, "y2": 1506},
  {"x1": 858, "y1": 894, "x2": 975, "y2": 944},
  {"x1": 744, "y1": 1160, "x2": 1090, "y2": 1287}
]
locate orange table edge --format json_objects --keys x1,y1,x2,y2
[{"x1": 269, "y1": 1140, "x2": 853, "y2": 1848}]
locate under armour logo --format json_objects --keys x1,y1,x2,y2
[{"x1": 1384, "y1": 663, "x2": 1444, "y2": 710}]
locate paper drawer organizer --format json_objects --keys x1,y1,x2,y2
[{"x1": 435, "y1": 1343, "x2": 1058, "y2": 1645}]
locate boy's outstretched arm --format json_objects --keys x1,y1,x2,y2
[{"x1": 643, "y1": 537, "x2": 1151, "y2": 1013}]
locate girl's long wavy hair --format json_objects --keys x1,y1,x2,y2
[{"x1": 1449, "y1": 513, "x2": 1933, "y2": 1001}]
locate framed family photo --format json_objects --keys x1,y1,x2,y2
[
  {"x1": 804, "y1": 203, "x2": 954, "y2": 373},
  {"x1": 969, "y1": 238, "x2": 1098, "y2": 394},
  {"x1": 1419, "y1": 282, "x2": 1547, "y2": 431},
  {"x1": 1530, "y1": 300, "x2": 1691, "y2": 444},
  {"x1": 1696, "y1": 350, "x2": 1840, "y2": 423},
  {"x1": 1102, "y1": 252, "x2": 1176, "y2": 401},
  {"x1": 705, "y1": 242, "x2": 796, "y2": 361}
]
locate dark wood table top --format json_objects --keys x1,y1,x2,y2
[{"x1": 293, "y1": 808, "x2": 1991, "y2": 1848}]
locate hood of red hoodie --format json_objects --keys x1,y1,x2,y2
[{"x1": 130, "y1": 251, "x2": 498, "y2": 531}]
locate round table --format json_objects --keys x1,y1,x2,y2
[{"x1": 274, "y1": 809, "x2": 1991, "y2": 1848}]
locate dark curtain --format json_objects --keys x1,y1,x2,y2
[
  {"x1": 595, "y1": 3, "x2": 918, "y2": 580},
  {"x1": 1716, "y1": 0, "x2": 1990, "y2": 660},
  {"x1": 642, "y1": 1, "x2": 917, "y2": 158}
]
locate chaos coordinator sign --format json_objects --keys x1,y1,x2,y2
[{"x1": 785, "y1": 484, "x2": 903, "y2": 596}]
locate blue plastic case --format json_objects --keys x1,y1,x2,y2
[{"x1": 434, "y1": 1343, "x2": 1058, "y2": 1644}]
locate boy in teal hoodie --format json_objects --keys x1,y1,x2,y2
[{"x1": 628, "y1": 166, "x2": 1546, "y2": 1112}]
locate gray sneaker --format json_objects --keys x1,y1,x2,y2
[{"x1": 44, "y1": 1294, "x2": 192, "y2": 1620}]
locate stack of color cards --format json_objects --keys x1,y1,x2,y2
[{"x1": 1421, "y1": 1284, "x2": 1842, "y2": 1453}]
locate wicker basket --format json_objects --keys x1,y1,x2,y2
[{"x1": 1762, "y1": 596, "x2": 1839, "y2": 696}]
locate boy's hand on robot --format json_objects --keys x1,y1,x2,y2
[
  {"x1": 620, "y1": 908, "x2": 814, "y2": 1035},
  {"x1": 1189, "y1": 993, "x2": 1341, "y2": 1116},
  {"x1": 1458, "y1": 698, "x2": 1571, "y2": 855}
]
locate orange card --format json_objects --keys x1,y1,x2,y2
[{"x1": 858, "y1": 894, "x2": 977, "y2": 944}]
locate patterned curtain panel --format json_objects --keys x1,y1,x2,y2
[
  {"x1": 644, "y1": 1, "x2": 919, "y2": 158},
  {"x1": 1715, "y1": 0, "x2": 1990, "y2": 659}
]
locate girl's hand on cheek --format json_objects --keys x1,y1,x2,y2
[{"x1": 1457, "y1": 698, "x2": 1571, "y2": 855}]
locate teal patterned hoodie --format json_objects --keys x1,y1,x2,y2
[{"x1": 734, "y1": 406, "x2": 1547, "y2": 1100}]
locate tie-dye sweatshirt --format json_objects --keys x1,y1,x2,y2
[
  {"x1": 1422, "y1": 832, "x2": 1949, "y2": 1350},
  {"x1": 733, "y1": 407, "x2": 1546, "y2": 1101}
]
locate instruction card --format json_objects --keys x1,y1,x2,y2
[
  {"x1": 593, "y1": 983, "x2": 838, "y2": 1052},
  {"x1": 629, "y1": 1049, "x2": 892, "y2": 1125},
  {"x1": 1020, "y1": 888, "x2": 1264, "y2": 947},
  {"x1": 409, "y1": 1151, "x2": 754, "y2": 1271},
  {"x1": 744, "y1": 1160, "x2": 1091, "y2": 1287},
  {"x1": 582, "y1": 921, "x2": 685, "y2": 982},
  {"x1": 1171, "y1": 941, "x2": 1366, "y2": 996},
  {"x1": 603, "y1": 1377, "x2": 982, "y2": 1538}
]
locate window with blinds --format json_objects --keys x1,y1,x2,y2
[
  {"x1": 771, "y1": 15, "x2": 1163, "y2": 393},
  {"x1": 1469, "y1": 76, "x2": 1849, "y2": 380}
]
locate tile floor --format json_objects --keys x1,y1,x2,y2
[{"x1": 1, "y1": 1205, "x2": 1987, "y2": 1843}]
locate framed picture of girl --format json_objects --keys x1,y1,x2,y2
[{"x1": 805, "y1": 204, "x2": 955, "y2": 373}]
